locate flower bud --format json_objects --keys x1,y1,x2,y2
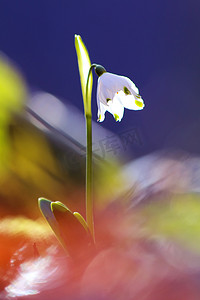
[{"x1": 95, "y1": 65, "x2": 106, "y2": 77}]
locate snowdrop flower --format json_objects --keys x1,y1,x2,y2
[{"x1": 95, "y1": 65, "x2": 144, "y2": 122}]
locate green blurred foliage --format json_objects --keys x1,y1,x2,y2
[
  {"x1": 142, "y1": 194, "x2": 200, "y2": 254},
  {"x1": 0, "y1": 56, "x2": 27, "y2": 173},
  {"x1": 0, "y1": 56, "x2": 73, "y2": 217},
  {"x1": 0, "y1": 57, "x2": 26, "y2": 112}
]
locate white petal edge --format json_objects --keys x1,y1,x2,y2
[
  {"x1": 107, "y1": 95, "x2": 125, "y2": 121},
  {"x1": 99, "y1": 72, "x2": 139, "y2": 95},
  {"x1": 117, "y1": 91, "x2": 145, "y2": 110},
  {"x1": 97, "y1": 101, "x2": 107, "y2": 122}
]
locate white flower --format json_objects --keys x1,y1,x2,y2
[{"x1": 97, "y1": 72, "x2": 144, "y2": 122}]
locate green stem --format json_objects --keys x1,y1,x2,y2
[
  {"x1": 85, "y1": 64, "x2": 96, "y2": 114},
  {"x1": 86, "y1": 115, "x2": 94, "y2": 238},
  {"x1": 85, "y1": 64, "x2": 96, "y2": 239}
]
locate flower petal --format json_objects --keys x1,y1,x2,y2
[
  {"x1": 99, "y1": 72, "x2": 139, "y2": 94},
  {"x1": 96, "y1": 71, "x2": 144, "y2": 122},
  {"x1": 107, "y1": 95, "x2": 124, "y2": 122},
  {"x1": 97, "y1": 101, "x2": 107, "y2": 122},
  {"x1": 97, "y1": 76, "x2": 115, "y2": 106},
  {"x1": 117, "y1": 91, "x2": 145, "y2": 110}
]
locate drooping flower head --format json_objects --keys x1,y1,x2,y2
[{"x1": 95, "y1": 65, "x2": 145, "y2": 122}]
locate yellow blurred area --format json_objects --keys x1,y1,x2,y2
[
  {"x1": 0, "y1": 55, "x2": 27, "y2": 174},
  {"x1": 0, "y1": 115, "x2": 74, "y2": 217},
  {"x1": 0, "y1": 55, "x2": 77, "y2": 217},
  {"x1": 10, "y1": 120, "x2": 65, "y2": 194},
  {"x1": 94, "y1": 158, "x2": 128, "y2": 209},
  {"x1": 0, "y1": 56, "x2": 26, "y2": 113},
  {"x1": 142, "y1": 193, "x2": 200, "y2": 254},
  {"x1": 0, "y1": 216, "x2": 52, "y2": 239}
]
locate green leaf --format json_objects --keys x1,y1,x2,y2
[
  {"x1": 51, "y1": 201, "x2": 95, "y2": 262},
  {"x1": 38, "y1": 198, "x2": 67, "y2": 251},
  {"x1": 74, "y1": 34, "x2": 93, "y2": 116},
  {"x1": 73, "y1": 212, "x2": 89, "y2": 232}
]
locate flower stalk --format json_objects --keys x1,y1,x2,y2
[
  {"x1": 85, "y1": 64, "x2": 97, "y2": 239},
  {"x1": 86, "y1": 114, "x2": 93, "y2": 237},
  {"x1": 74, "y1": 35, "x2": 95, "y2": 239}
]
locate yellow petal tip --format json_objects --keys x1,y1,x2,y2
[
  {"x1": 135, "y1": 100, "x2": 144, "y2": 108},
  {"x1": 114, "y1": 114, "x2": 120, "y2": 121}
]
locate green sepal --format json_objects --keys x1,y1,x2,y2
[{"x1": 74, "y1": 34, "x2": 93, "y2": 116}]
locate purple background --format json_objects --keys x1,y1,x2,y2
[{"x1": 0, "y1": 0, "x2": 200, "y2": 157}]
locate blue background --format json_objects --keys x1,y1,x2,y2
[{"x1": 0, "y1": 0, "x2": 200, "y2": 157}]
